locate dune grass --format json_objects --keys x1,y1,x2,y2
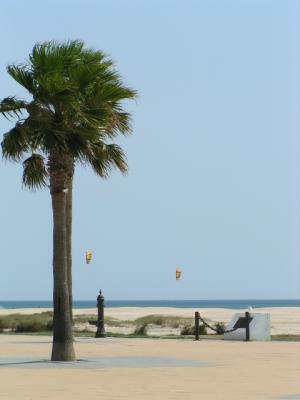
[
  {"x1": 0, "y1": 312, "x2": 196, "y2": 335},
  {"x1": 74, "y1": 313, "x2": 194, "y2": 327},
  {"x1": 1, "y1": 313, "x2": 299, "y2": 341},
  {"x1": 271, "y1": 334, "x2": 300, "y2": 341},
  {"x1": 133, "y1": 314, "x2": 194, "y2": 328},
  {"x1": 0, "y1": 312, "x2": 53, "y2": 333},
  {"x1": 74, "y1": 315, "x2": 125, "y2": 327},
  {"x1": 3, "y1": 312, "x2": 298, "y2": 342}
]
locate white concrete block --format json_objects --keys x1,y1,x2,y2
[{"x1": 224, "y1": 313, "x2": 271, "y2": 341}]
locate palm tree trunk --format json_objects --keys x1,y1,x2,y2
[
  {"x1": 50, "y1": 152, "x2": 75, "y2": 361},
  {"x1": 66, "y1": 176, "x2": 73, "y2": 321}
]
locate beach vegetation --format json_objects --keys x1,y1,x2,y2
[
  {"x1": 134, "y1": 323, "x2": 148, "y2": 336},
  {"x1": 0, "y1": 312, "x2": 53, "y2": 332},
  {"x1": 271, "y1": 334, "x2": 300, "y2": 342},
  {"x1": 2, "y1": 312, "x2": 299, "y2": 341},
  {"x1": 133, "y1": 314, "x2": 193, "y2": 328},
  {"x1": 214, "y1": 321, "x2": 226, "y2": 334},
  {"x1": 74, "y1": 315, "x2": 126, "y2": 327},
  {"x1": 0, "y1": 312, "x2": 205, "y2": 337},
  {"x1": 0, "y1": 41, "x2": 136, "y2": 361},
  {"x1": 180, "y1": 323, "x2": 207, "y2": 336},
  {"x1": 135, "y1": 315, "x2": 165, "y2": 325}
]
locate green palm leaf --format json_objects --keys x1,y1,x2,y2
[
  {"x1": 7, "y1": 66, "x2": 36, "y2": 94},
  {"x1": 22, "y1": 154, "x2": 48, "y2": 189},
  {"x1": 0, "y1": 97, "x2": 28, "y2": 119},
  {"x1": 1, "y1": 124, "x2": 29, "y2": 161},
  {"x1": 87, "y1": 142, "x2": 128, "y2": 178}
]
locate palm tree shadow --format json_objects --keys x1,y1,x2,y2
[
  {"x1": 0, "y1": 359, "x2": 88, "y2": 367},
  {"x1": 0, "y1": 360, "x2": 48, "y2": 366}
]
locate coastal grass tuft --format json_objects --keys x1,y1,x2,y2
[
  {"x1": 133, "y1": 315, "x2": 193, "y2": 328},
  {"x1": 180, "y1": 323, "x2": 207, "y2": 336},
  {"x1": 214, "y1": 322, "x2": 226, "y2": 334},
  {"x1": 73, "y1": 314, "x2": 194, "y2": 330},
  {"x1": 271, "y1": 334, "x2": 300, "y2": 342},
  {"x1": 0, "y1": 312, "x2": 196, "y2": 335},
  {"x1": 1, "y1": 313, "x2": 300, "y2": 341},
  {"x1": 74, "y1": 315, "x2": 127, "y2": 327},
  {"x1": 134, "y1": 323, "x2": 148, "y2": 336},
  {"x1": 0, "y1": 312, "x2": 53, "y2": 333}
]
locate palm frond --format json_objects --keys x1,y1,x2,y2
[
  {"x1": 1, "y1": 124, "x2": 29, "y2": 161},
  {"x1": 22, "y1": 154, "x2": 48, "y2": 190},
  {"x1": 104, "y1": 111, "x2": 132, "y2": 137},
  {"x1": 105, "y1": 143, "x2": 128, "y2": 174},
  {"x1": 0, "y1": 97, "x2": 28, "y2": 119},
  {"x1": 98, "y1": 83, "x2": 137, "y2": 103},
  {"x1": 86, "y1": 142, "x2": 128, "y2": 178},
  {"x1": 7, "y1": 65, "x2": 36, "y2": 94},
  {"x1": 1, "y1": 40, "x2": 136, "y2": 185},
  {"x1": 65, "y1": 132, "x2": 91, "y2": 158},
  {"x1": 30, "y1": 40, "x2": 85, "y2": 83}
]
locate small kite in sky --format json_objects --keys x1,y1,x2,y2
[
  {"x1": 176, "y1": 268, "x2": 182, "y2": 280},
  {"x1": 85, "y1": 250, "x2": 93, "y2": 264}
]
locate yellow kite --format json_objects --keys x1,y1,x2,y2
[
  {"x1": 85, "y1": 250, "x2": 93, "y2": 264},
  {"x1": 176, "y1": 268, "x2": 182, "y2": 280}
]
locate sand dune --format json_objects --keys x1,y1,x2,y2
[{"x1": 1, "y1": 306, "x2": 299, "y2": 335}]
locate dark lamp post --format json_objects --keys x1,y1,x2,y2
[{"x1": 95, "y1": 289, "x2": 106, "y2": 338}]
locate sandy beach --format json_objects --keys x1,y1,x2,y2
[
  {"x1": 0, "y1": 334, "x2": 299, "y2": 399},
  {"x1": 1, "y1": 307, "x2": 300, "y2": 398},
  {"x1": 1, "y1": 306, "x2": 299, "y2": 335}
]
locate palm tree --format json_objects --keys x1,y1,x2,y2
[{"x1": 0, "y1": 41, "x2": 137, "y2": 361}]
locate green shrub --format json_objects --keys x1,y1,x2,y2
[
  {"x1": 15, "y1": 319, "x2": 46, "y2": 332},
  {"x1": 0, "y1": 315, "x2": 18, "y2": 330},
  {"x1": 134, "y1": 315, "x2": 165, "y2": 326},
  {"x1": 214, "y1": 322, "x2": 226, "y2": 334},
  {"x1": 134, "y1": 323, "x2": 148, "y2": 336},
  {"x1": 134, "y1": 315, "x2": 193, "y2": 328},
  {"x1": 180, "y1": 323, "x2": 207, "y2": 336},
  {"x1": 75, "y1": 315, "x2": 125, "y2": 327},
  {"x1": 46, "y1": 319, "x2": 53, "y2": 331},
  {"x1": 0, "y1": 318, "x2": 5, "y2": 332},
  {"x1": 0, "y1": 312, "x2": 53, "y2": 333}
]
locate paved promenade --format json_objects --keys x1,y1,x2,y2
[{"x1": 0, "y1": 335, "x2": 299, "y2": 399}]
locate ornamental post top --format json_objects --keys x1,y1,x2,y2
[{"x1": 97, "y1": 289, "x2": 104, "y2": 303}]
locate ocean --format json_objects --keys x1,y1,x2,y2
[{"x1": 0, "y1": 299, "x2": 299, "y2": 309}]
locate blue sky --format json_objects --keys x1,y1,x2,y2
[{"x1": 0, "y1": 0, "x2": 299, "y2": 300}]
